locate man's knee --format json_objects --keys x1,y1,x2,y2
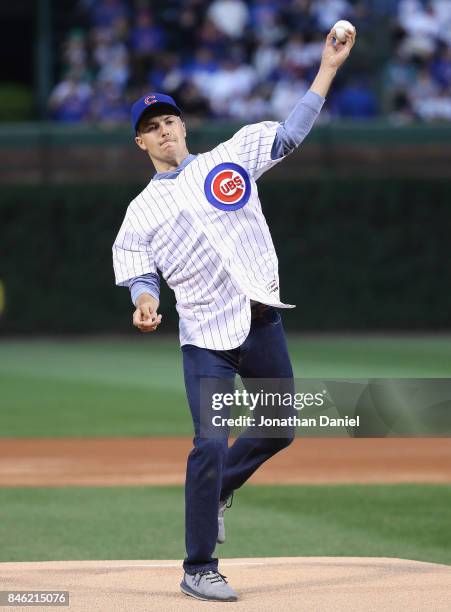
[
  {"x1": 192, "y1": 437, "x2": 228, "y2": 458},
  {"x1": 190, "y1": 438, "x2": 228, "y2": 481}
]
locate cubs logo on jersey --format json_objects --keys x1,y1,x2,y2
[{"x1": 204, "y1": 162, "x2": 251, "y2": 211}]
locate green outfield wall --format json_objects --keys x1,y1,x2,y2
[
  {"x1": 1, "y1": 176, "x2": 449, "y2": 333},
  {"x1": 1, "y1": 122, "x2": 451, "y2": 184}
]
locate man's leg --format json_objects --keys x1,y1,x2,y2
[
  {"x1": 220, "y1": 307, "x2": 295, "y2": 501},
  {"x1": 182, "y1": 344, "x2": 237, "y2": 574}
]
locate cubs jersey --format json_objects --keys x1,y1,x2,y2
[{"x1": 113, "y1": 121, "x2": 295, "y2": 350}]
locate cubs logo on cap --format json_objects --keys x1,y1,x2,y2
[{"x1": 204, "y1": 163, "x2": 251, "y2": 211}]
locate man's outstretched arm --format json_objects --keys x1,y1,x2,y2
[
  {"x1": 311, "y1": 26, "x2": 356, "y2": 97},
  {"x1": 272, "y1": 26, "x2": 357, "y2": 159}
]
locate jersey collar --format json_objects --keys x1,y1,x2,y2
[{"x1": 152, "y1": 154, "x2": 197, "y2": 181}]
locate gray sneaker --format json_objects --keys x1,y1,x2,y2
[
  {"x1": 217, "y1": 494, "x2": 233, "y2": 544},
  {"x1": 180, "y1": 570, "x2": 238, "y2": 601}
]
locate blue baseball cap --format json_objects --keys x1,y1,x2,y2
[{"x1": 131, "y1": 93, "x2": 182, "y2": 133}]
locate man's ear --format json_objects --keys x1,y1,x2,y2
[
  {"x1": 135, "y1": 134, "x2": 147, "y2": 151},
  {"x1": 181, "y1": 120, "x2": 187, "y2": 138}
]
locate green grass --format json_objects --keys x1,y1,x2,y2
[
  {"x1": 0, "y1": 484, "x2": 450, "y2": 565},
  {"x1": 0, "y1": 336, "x2": 450, "y2": 436}
]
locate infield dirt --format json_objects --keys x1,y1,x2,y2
[{"x1": 0, "y1": 437, "x2": 449, "y2": 487}]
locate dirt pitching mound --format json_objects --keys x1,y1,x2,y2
[{"x1": 1, "y1": 557, "x2": 450, "y2": 611}]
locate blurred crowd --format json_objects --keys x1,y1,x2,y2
[
  {"x1": 48, "y1": 0, "x2": 451, "y2": 125},
  {"x1": 382, "y1": 0, "x2": 451, "y2": 122}
]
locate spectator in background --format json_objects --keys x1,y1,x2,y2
[
  {"x1": 197, "y1": 18, "x2": 229, "y2": 57},
  {"x1": 130, "y1": 10, "x2": 166, "y2": 56},
  {"x1": 182, "y1": 47, "x2": 219, "y2": 102},
  {"x1": 111, "y1": 14, "x2": 129, "y2": 45},
  {"x1": 431, "y1": 44, "x2": 451, "y2": 87},
  {"x1": 270, "y1": 62, "x2": 309, "y2": 119},
  {"x1": 90, "y1": 0, "x2": 128, "y2": 28},
  {"x1": 249, "y1": 0, "x2": 279, "y2": 30},
  {"x1": 91, "y1": 26, "x2": 127, "y2": 75},
  {"x1": 173, "y1": 81, "x2": 212, "y2": 122},
  {"x1": 410, "y1": 66, "x2": 440, "y2": 104},
  {"x1": 148, "y1": 54, "x2": 184, "y2": 94},
  {"x1": 432, "y1": 0, "x2": 451, "y2": 46},
  {"x1": 253, "y1": 40, "x2": 282, "y2": 81},
  {"x1": 228, "y1": 85, "x2": 271, "y2": 121},
  {"x1": 97, "y1": 44, "x2": 129, "y2": 90},
  {"x1": 398, "y1": 0, "x2": 439, "y2": 59},
  {"x1": 333, "y1": 76, "x2": 378, "y2": 118},
  {"x1": 283, "y1": 32, "x2": 323, "y2": 76},
  {"x1": 130, "y1": 9, "x2": 166, "y2": 82},
  {"x1": 173, "y1": 1, "x2": 206, "y2": 53},
  {"x1": 382, "y1": 48, "x2": 417, "y2": 112},
  {"x1": 207, "y1": 0, "x2": 249, "y2": 39},
  {"x1": 414, "y1": 86, "x2": 451, "y2": 121},
  {"x1": 283, "y1": 0, "x2": 318, "y2": 34},
  {"x1": 388, "y1": 91, "x2": 415, "y2": 125},
  {"x1": 62, "y1": 30, "x2": 87, "y2": 73},
  {"x1": 49, "y1": 69, "x2": 92, "y2": 122},
  {"x1": 408, "y1": 66, "x2": 441, "y2": 120},
  {"x1": 250, "y1": 0, "x2": 288, "y2": 45},
  {"x1": 90, "y1": 79, "x2": 129, "y2": 124},
  {"x1": 311, "y1": 0, "x2": 353, "y2": 32},
  {"x1": 284, "y1": 32, "x2": 309, "y2": 69},
  {"x1": 207, "y1": 54, "x2": 257, "y2": 116},
  {"x1": 260, "y1": 15, "x2": 287, "y2": 47}
]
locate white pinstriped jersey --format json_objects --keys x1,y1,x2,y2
[{"x1": 113, "y1": 121, "x2": 295, "y2": 350}]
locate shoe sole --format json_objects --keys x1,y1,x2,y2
[{"x1": 180, "y1": 581, "x2": 238, "y2": 602}]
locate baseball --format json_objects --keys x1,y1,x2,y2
[{"x1": 333, "y1": 19, "x2": 355, "y2": 42}]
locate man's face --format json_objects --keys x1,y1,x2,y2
[{"x1": 135, "y1": 112, "x2": 187, "y2": 166}]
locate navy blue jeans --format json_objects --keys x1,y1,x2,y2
[{"x1": 181, "y1": 306, "x2": 295, "y2": 574}]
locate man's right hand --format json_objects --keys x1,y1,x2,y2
[{"x1": 133, "y1": 293, "x2": 162, "y2": 333}]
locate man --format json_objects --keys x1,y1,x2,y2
[{"x1": 113, "y1": 27, "x2": 356, "y2": 602}]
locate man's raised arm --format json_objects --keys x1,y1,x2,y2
[
  {"x1": 272, "y1": 26, "x2": 357, "y2": 159},
  {"x1": 310, "y1": 26, "x2": 356, "y2": 98}
]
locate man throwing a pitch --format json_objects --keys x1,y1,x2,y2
[{"x1": 113, "y1": 27, "x2": 355, "y2": 602}]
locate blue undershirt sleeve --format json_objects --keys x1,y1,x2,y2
[
  {"x1": 128, "y1": 272, "x2": 160, "y2": 306},
  {"x1": 271, "y1": 90, "x2": 325, "y2": 160}
]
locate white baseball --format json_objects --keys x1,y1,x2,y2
[{"x1": 333, "y1": 19, "x2": 355, "y2": 42}]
